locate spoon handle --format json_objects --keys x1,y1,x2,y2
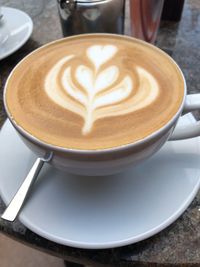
[{"x1": 2, "y1": 157, "x2": 46, "y2": 222}]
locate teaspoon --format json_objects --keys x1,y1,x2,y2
[{"x1": 1, "y1": 152, "x2": 53, "y2": 222}]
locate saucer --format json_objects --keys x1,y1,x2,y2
[
  {"x1": 0, "y1": 7, "x2": 33, "y2": 60},
  {"x1": 0, "y1": 116, "x2": 200, "y2": 249}
]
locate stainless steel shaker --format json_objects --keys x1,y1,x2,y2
[{"x1": 57, "y1": 0, "x2": 125, "y2": 36}]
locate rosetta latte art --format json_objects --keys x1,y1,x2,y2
[{"x1": 45, "y1": 45, "x2": 159, "y2": 135}]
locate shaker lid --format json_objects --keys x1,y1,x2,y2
[
  {"x1": 76, "y1": 0, "x2": 104, "y2": 2},
  {"x1": 59, "y1": 0, "x2": 104, "y2": 9}
]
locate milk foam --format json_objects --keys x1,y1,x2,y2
[{"x1": 45, "y1": 45, "x2": 159, "y2": 135}]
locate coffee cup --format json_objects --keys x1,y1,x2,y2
[{"x1": 3, "y1": 34, "x2": 200, "y2": 176}]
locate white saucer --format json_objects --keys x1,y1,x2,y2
[
  {"x1": 0, "y1": 7, "x2": 33, "y2": 60},
  {"x1": 0, "y1": 117, "x2": 200, "y2": 249}
]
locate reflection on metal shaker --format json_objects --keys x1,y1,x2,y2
[{"x1": 57, "y1": 0, "x2": 125, "y2": 36}]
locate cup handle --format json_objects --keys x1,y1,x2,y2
[{"x1": 170, "y1": 94, "x2": 200, "y2": 140}]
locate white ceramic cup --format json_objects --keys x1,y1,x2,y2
[{"x1": 4, "y1": 35, "x2": 200, "y2": 176}]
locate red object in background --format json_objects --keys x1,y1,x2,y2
[
  {"x1": 161, "y1": 0, "x2": 185, "y2": 21},
  {"x1": 130, "y1": 0, "x2": 164, "y2": 43}
]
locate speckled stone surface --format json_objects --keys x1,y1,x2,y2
[{"x1": 0, "y1": 0, "x2": 200, "y2": 266}]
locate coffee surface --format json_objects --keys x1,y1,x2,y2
[{"x1": 6, "y1": 34, "x2": 184, "y2": 150}]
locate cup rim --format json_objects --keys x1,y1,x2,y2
[{"x1": 3, "y1": 33, "x2": 187, "y2": 155}]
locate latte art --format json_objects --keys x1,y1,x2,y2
[
  {"x1": 5, "y1": 34, "x2": 184, "y2": 149},
  {"x1": 45, "y1": 45, "x2": 159, "y2": 135}
]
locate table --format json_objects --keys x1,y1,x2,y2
[{"x1": 0, "y1": 0, "x2": 200, "y2": 266}]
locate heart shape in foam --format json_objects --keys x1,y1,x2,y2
[{"x1": 87, "y1": 45, "x2": 117, "y2": 71}]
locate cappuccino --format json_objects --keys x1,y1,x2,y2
[{"x1": 5, "y1": 34, "x2": 184, "y2": 149}]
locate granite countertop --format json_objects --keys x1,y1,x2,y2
[{"x1": 0, "y1": 0, "x2": 200, "y2": 266}]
